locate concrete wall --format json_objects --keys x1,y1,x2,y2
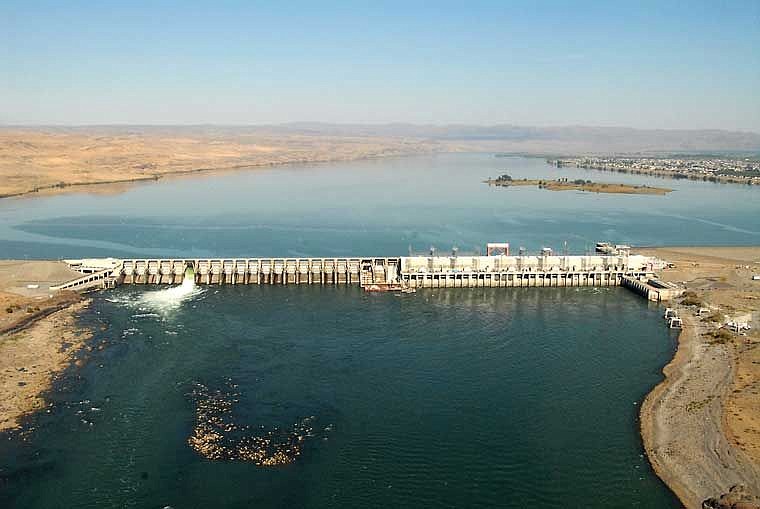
[{"x1": 400, "y1": 254, "x2": 658, "y2": 274}]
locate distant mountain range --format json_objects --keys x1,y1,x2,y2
[
  {"x1": 268, "y1": 123, "x2": 760, "y2": 154},
  {"x1": 4, "y1": 123, "x2": 760, "y2": 154}
]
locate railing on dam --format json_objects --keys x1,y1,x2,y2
[{"x1": 51, "y1": 267, "x2": 119, "y2": 291}]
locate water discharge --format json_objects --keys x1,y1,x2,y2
[{"x1": 139, "y1": 266, "x2": 203, "y2": 312}]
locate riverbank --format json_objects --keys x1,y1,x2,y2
[
  {"x1": 0, "y1": 128, "x2": 441, "y2": 199},
  {"x1": 0, "y1": 299, "x2": 92, "y2": 432},
  {"x1": 639, "y1": 247, "x2": 760, "y2": 508},
  {"x1": 0, "y1": 261, "x2": 93, "y2": 432}
]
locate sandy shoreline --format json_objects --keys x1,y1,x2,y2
[
  {"x1": 0, "y1": 260, "x2": 96, "y2": 433},
  {"x1": 640, "y1": 313, "x2": 759, "y2": 507},
  {"x1": 639, "y1": 247, "x2": 760, "y2": 508},
  {"x1": 0, "y1": 154, "x2": 416, "y2": 201},
  {"x1": 0, "y1": 299, "x2": 92, "y2": 432}
]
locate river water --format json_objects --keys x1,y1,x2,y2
[{"x1": 1, "y1": 154, "x2": 758, "y2": 508}]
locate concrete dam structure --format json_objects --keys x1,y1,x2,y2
[
  {"x1": 120, "y1": 258, "x2": 399, "y2": 285},
  {"x1": 58, "y1": 252, "x2": 666, "y2": 293}
]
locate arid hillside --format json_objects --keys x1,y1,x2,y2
[{"x1": 0, "y1": 127, "x2": 440, "y2": 197}]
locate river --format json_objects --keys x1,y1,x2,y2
[{"x1": 1, "y1": 154, "x2": 758, "y2": 508}]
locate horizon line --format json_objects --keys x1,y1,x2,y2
[{"x1": 1, "y1": 122, "x2": 759, "y2": 135}]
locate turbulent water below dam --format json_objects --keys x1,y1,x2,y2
[{"x1": 1, "y1": 154, "x2": 759, "y2": 508}]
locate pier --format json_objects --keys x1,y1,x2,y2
[{"x1": 57, "y1": 251, "x2": 681, "y2": 299}]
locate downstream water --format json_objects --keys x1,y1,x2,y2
[{"x1": 1, "y1": 154, "x2": 758, "y2": 508}]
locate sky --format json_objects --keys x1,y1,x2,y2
[{"x1": 1, "y1": 0, "x2": 759, "y2": 131}]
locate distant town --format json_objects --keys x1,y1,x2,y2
[{"x1": 547, "y1": 156, "x2": 760, "y2": 186}]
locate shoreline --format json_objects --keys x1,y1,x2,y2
[
  {"x1": 548, "y1": 159, "x2": 760, "y2": 187},
  {"x1": 0, "y1": 298, "x2": 92, "y2": 433},
  {"x1": 0, "y1": 157, "x2": 384, "y2": 201},
  {"x1": 0, "y1": 293, "x2": 81, "y2": 337},
  {"x1": 0, "y1": 129, "x2": 443, "y2": 200},
  {"x1": 639, "y1": 313, "x2": 714, "y2": 507},
  {"x1": 0, "y1": 260, "x2": 97, "y2": 433},
  {"x1": 639, "y1": 247, "x2": 760, "y2": 509}
]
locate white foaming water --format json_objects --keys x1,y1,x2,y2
[{"x1": 140, "y1": 276, "x2": 203, "y2": 312}]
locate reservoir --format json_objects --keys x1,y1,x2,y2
[
  {"x1": 1, "y1": 154, "x2": 759, "y2": 508},
  {"x1": 1, "y1": 153, "x2": 759, "y2": 259}
]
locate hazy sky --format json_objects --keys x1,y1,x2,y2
[{"x1": 2, "y1": 0, "x2": 759, "y2": 131}]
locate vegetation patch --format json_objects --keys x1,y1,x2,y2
[
  {"x1": 681, "y1": 291, "x2": 703, "y2": 307},
  {"x1": 707, "y1": 328, "x2": 733, "y2": 345},
  {"x1": 685, "y1": 396, "x2": 714, "y2": 412}
]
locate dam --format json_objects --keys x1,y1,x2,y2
[{"x1": 53, "y1": 247, "x2": 675, "y2": 298}]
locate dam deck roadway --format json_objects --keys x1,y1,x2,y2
[{"x1": 58, "y1": 253, "x2": 668, "y2": 294}]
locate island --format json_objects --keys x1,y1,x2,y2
[{"x1": 485, "y1": 174, "x2": 672, "y2": 195}]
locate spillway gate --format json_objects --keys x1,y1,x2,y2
[{"x1": 119, "y1": 258, "x2": 399, "y2": 285}]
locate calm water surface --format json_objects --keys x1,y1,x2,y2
[
  {"x1": 0, "y1": 154, "x2": 758, "y2": 258},
  {"x1": 1, "y1": 154, "x2": 758, "y2": 508}
]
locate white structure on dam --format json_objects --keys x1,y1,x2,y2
[{"x1": 399, "y1": 253, "x2": 658, "y2": 288}]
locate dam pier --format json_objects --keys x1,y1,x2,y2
[{"x1": 54, "y1": 244, "x2": 682, "y2": 300}]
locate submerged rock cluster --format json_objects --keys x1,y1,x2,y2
[{"x1": 187, "y1": 379, "x2": 317, "y2": 466}]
